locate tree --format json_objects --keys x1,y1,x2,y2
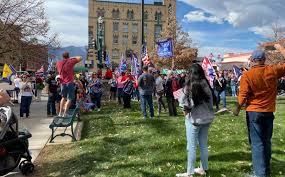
[
  {"x1": 0, "y1": 0, "x2": 59, "y2": 67},
  {"x1": 152, "y1": 17, "x2": 198, "y2": 69}
]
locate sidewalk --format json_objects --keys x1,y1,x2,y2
[{"x1": 0, "y1": 83, "x2": 82, "y2": 176}]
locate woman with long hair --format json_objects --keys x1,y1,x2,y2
[
  {"x1": 178, "y1": 63, "x2": 215, "y2": 177},
  {"x1": 19, "y1": 74, "x2": 33, "y2": 118}
]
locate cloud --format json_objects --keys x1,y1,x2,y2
[
  {"x1": 184, "y1": 11, "x2": 224, "y2": 24},
  {"x1": 45, "y1": 0, "x2": 88, "y2": 47},
  {"x1": 180, "y1": 0, "x2": 285, "y2": 39}
]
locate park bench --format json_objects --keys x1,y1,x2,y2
[{"x1": 49, "y1": 105, "x2": 80, "y2": 143}]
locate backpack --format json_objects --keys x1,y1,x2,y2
[{"x1": 123, "y1": 80, "x2": 134, "y2": 95}]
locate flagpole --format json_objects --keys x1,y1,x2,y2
[{"x1": 141, "y1": 0, "x2": 145, "y2": 70}]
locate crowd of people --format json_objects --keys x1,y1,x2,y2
[{"x1": 2, "y1": 45, "x2": 285, "y2": 177}]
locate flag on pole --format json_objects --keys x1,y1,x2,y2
[
  {"x1": 119, "y1": 53, "x2": 127, "y2": 73},
  {"x1": 105, "y1": 53, "x2": 112, "y2": 68},
  {"x1": 233, "y1": 65, "x2": 242, "y2": 79},
  {"x1": 2, "y1": 63, "x2": 14, "y2": 83},
  {"x1": 156, "y1": 38, "x2": 174, "y2": 58},
  {"x1": 131, "y1": 53, "x2": 140, "y2": 75},
  {"x1": 141, "y1": 43, "x2": 151, "y2": 66},
  {"x1": 201, "y1": 57, "x2": 216, "y2": 87}
]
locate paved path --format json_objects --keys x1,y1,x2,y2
[{"x1": 1, "y1": 83, "x2": 80, "y2": 176}]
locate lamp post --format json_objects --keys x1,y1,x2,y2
[{"x1": 98, "y1": 16, "x2": 104, "y2": 69}]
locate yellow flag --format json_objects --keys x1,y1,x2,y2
[{"x1": 2, "y1": 63, "x2": 13, "y2": 78}]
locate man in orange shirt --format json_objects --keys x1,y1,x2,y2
[{"x1": 234, "y1": 45, "x2": 285, "y2": 177}]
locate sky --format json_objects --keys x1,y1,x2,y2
[{"x1": 45, "y1": 0, "x2": 285, "y2": 57}]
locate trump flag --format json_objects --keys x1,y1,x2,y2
[
  {"x1": 156, "y1": 38, "x2": 174, "y2": 58},
  {"x1": 201, "y1": 57, "x2": 216, "y2": 87}
]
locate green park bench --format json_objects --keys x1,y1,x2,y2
[{"x1": 49, "y1": 105, "x2": 80, "y2": 143}]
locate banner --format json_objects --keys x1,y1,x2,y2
[
  {"x1": 201, "y1": 57, "x2": 216, "y2": 87},
  {"x1": 156, "y1": 38, "x2": 174, "y2": 58},
  {"x1": 105, "y1": 53, "x2": 112, "y2": 68},
  {"x1": 141, "y1": 43, "x2": 151, "y2": 66},
  {"x1": 119, "y1": 54, "x2": 127, "y2": 73},
  {"x1": 2, "y1": 63, "x2": 15, "y2": 82},
  {"x1": 131, "y1": 53, "x2": 140, "y2": 76},
  {"x1": 233, "y1": 65, "x2": 242, "y2": 79}
]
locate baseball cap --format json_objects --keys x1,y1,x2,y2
[{"x1": 252, "y1": 50, "x2": 266, "y2": 61}]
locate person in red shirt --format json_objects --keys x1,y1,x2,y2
[
  {"x1": 56, "y1": 52, "x2": 82, "y2": 117},
  {"x1": 104, "y1": 67, "x2": 113, "y2": 80},
  {"x1": 116, "y1": 72, "x2": 127, "y2": 104}
]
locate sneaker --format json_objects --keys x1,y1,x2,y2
[
  {"x1": 176, "y1": 173, "x2": 191, "y2": 177},
  {"x1": 194, "y1": 168, "x2": 206, "y2": 175}
]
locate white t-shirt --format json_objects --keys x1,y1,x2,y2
[
  {"x1": 14, "y1": 78, "x2": 21, "y2": 88},
  {"x1": 20, "y1": 82, "x2": 33, "y2": 97},
  {"x1": 155, "y1": 76, "x2": 164, "y2": 92}
]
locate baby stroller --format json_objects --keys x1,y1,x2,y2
[{"x1": 0, "y1": 106, "x2": 34, "y2": 176}]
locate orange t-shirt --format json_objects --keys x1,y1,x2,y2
[{"x1": 238, "y1": 64, "x2": 285, "y2": 112}]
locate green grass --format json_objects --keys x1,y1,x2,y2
[{"x1": 33, "y1": 98, "x2": 285, "y2": 177}]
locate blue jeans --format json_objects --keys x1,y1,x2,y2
[
  {"x1": 215, "y1": 90, "x2": 227, "y2": 108},
  {"x1": 47, "y1": 94, "x2": 56, "y2": 115},
  {"x1": 140, "y1": 95, "x2": 154, "y2": 118},
  {"x1": 185, "y1": 118, "x2": 210, "y2": 175},
  {"x1": 231, "y1": 85, "x2": 236, "y2": 97},
  {"x1": 90, "y1": 92, "x2": 102, "y2": 109},
  {"x1": 247, "y1": 112, "x2": 274, "y2": 177},
  {"x1": 20, "y1": 96, "x2": 32, "y2": 117}
]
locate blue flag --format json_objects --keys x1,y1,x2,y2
[
  {"x1": 119, "y1": 54, "x2": 127, "y2": 73},
  {"x1": 105, "y1": 53, "x2": 112, "y2": 68},
  {"x1": 156, "y1": 38, "x2": 174, "y2": 58},
  {"x1": 131, "y1": 53, "x2": 140, "y2": 76},
  {"x1": 233, "y1": 65, "x2": 242, "y2": 78}
]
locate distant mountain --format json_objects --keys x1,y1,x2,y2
[{"x1": 49, "y1": 46, "x2": 87, "y2": 62}]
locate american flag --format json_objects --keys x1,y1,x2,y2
[
  {"x1": 141, "y1": 43, "x2": 151, "y2": 66},
  {"x1": 173, "y1": 88, "x2": 183, "y2": 100}
]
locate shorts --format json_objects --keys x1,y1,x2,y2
[
  {"x1": 61, "y1": 83, "x2": 75, "y2": 101},
  {"x1": 110, "y1": 87, "x2": 117, "y2": 92}
]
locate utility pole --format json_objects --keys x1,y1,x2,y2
[{"x1": 141, "y1": 0, "x2": 144, "y2": 69}]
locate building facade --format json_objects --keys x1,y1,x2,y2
[{"x1": 88, "y1": 0, "x2": 176, "y2": 70}]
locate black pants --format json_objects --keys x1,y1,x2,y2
[
  {"x1": 157, "y1": 91, "x2": 166, "y2": 113},
  {"x1": 166, "y1": 96, "x2": 177, "y2": 116},
  {"x1": 123, "y1": 92, "x2": 131, "y2": 108}
]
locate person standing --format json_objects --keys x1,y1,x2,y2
[
  {"x1": 178, "y1": 64, "x2": 215, "y2": 177},
  {"x1": 46, "y1": 72, "x2": 58, "y2": 117},
  {"x1": 165, "y1": 71, "x2": 177, "y2": 116},
  {"x1": 13, "y1": 75, "x2": 21, "y2": 98},
  {"x1": 19, "y1": 74, "x2": 33, "y2": 118},
  {"x1": 89, "y1": 73, "x2": 103, "y2": 111},
  {"x1": 108, "y1": 74, "x2": 117, "y2": 101},
  {"x1": 138, "y1": 65, "x2": 155, "y2": 119},
  {"x1": 122, "y1": 71, "x2": 134, "y2": 108},
  {"x1": 154, "y1": 70, "x2": 166, "y2": 116},
  {"x1": 230, "y1": 72, "x2": 237, "y2": 97},
  {"x1": 234, "y1": 47, "x2": 285, "y2": 177},
  {"x1": 35, "y1": 75, "x2": 44, "y2": 101},
  {"x1": 56, "y1": 52, "x2": 82, "y2": 117},
  {"x1": 213, "y1": 71, "x2": 227, "y2": 110},
  {"x1": 117, "y1": 72, "x2": 127, "y2": 105}
]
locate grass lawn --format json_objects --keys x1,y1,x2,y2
[{"x1": 33, "y1": 98, "x2": 285, "y2": 177}]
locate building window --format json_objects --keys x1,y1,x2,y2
[
  {"x1": 123, "y1": 23, "x2": 128, "y2": 33},
  {"x1": 112, "y1": 49, "x2": 119, "y2": 58},
  {"x1": 97, "y1": 8, "x2": 105, "y2": 17},
  {"x1": 123, "y1": 35, "x2": 128, "y2": 45},
  {"x1": 144, "y1": 11, "x2": 148, "y2": 20},
  {"x1": 154, "y1": 25, "x2": 162, "y2": 39},
  {"x1": 155, "y1": 11, "x2": 162, "y2": 22},
  {"x1": 132, "y1": 23, "x2": 138, "y2": 33},
  {"x1": 112, "y1": 9, "x2": 120, "y2": 19},
  {"x1": 127, "y1": 9, "x2": 134, "y2": 20},
  {"x1": 132, "y1": 35, "x2": 137, "y2": 45},
  {"x1": 113, "y1": 22, "x2": 119, "y2": 32},
  {"x1": 113, "y1": 35, "x2": 119, "y2": 44}
]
